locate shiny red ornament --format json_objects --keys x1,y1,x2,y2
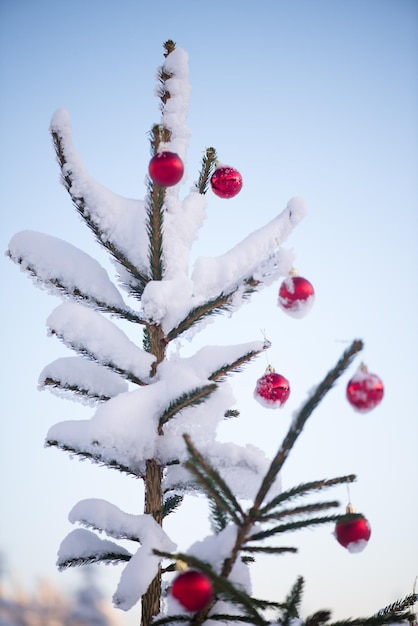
[
  {"x1": 254, "y1": 366, "x2": 290, "y2": 409},
  {"x1": 148, "y1": 151, "x2": 184, "y2": 187},
  {"x1": 335, "y1": 508, "x2": 371, "y2": 553},
  {"x1": 346, "y1": 364, "x2": 384, "y2": 412},
  {"x1": 278, "y1": 275, "x2": 315, "y2": 318},
  {"x1": 171, "y1": 570, "x2": 213, "y2": 612},
  {"x1": 210, "y1": 165, "x2": 243, "y2": 198}
]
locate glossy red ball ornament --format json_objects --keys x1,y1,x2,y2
[
  {"x1": 210, "y1": 165, "x2": 243, "y2": 198},
  {"x1": 278, "y1": 274, "x2": 315, "y2": 318},
  {"x1": 171, "y1": 570, "x2": 213, "y2": 612},
  {"x1": 346, "y1": 364, "x2": 384, "y2": 412},
  {"x1": 148, "y1": 151, "x2": 184, "y2": 187},
  {"x1": 335, "y1": 507, "x2": 371, "y2": 553},
  {"x1": 254, "y1": 365, "x2": 290, "y2": 409}
]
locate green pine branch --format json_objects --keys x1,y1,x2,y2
[
  {"x1": 241, "y1": 546, "x2": 298, "y2": 555},
  {"x1": 208, "y1": 499, "x2": 230, "y2": 533},
  {"x1": 184, "y1": 434, "x2": 245, "y2": 524},
  {"x1": 146, "y1": 126, "x2": 166, "y2": 282},
  {"x1": 6, "y1": 255, "x2": 148, "y2": 325},
  {"x1": 45, "y1": 440, "x2": 144, "y2": 478},
  {"x1": 249, "y1": 340, "x2": 363, "y2": 514},
  {"x1": 57, "y1": 551, "x2": 131, "y2": 570},
  {"x1": 50, "y1": 129, "x2": 150, "y2": 299},
  {"x1": 247, "y1": 514, "x2": 344, "y2": 543},
  {"x1": 166, "y1": 292, "x2": 236, "y2": 341},
  {"x1": 166, "y1": 279, "x2": 259, "y2": 342},
  {"x1": 47, "y1": 327, "x2": 149, "y2": 386},
  {"x1": 375, "y1": 592, "x2": 418, "y2": 617},
  {"x1": 197, "y1": 147, "x2": 218, "y2": 194},
  {"x1": 153, "y1": 550, "x2": 267, "y2": 625},
  {"x1": 162, "y1": 494, "x2": 184, "y2": 518},
  {"x1": 306, "y1": 611, "x2": 332, "y2": 626},
  {"x1": 156, "y1": 40, "x2": 176, "y2": 117},
  {"x1": 328, "y1": 614, "x2": 415, "y2": 626},
  {"x1": 41, "y1": 377, "x2": 111, "y2": 402},
  {"x1": 279, "y1": 576, "x2": 304, "y2": 625},
  {"x1": 259, "y1": 499, "x2": 340, "y2": 523},
  {"x1": 209, "y1": 342, "x2": 270, "y2": 382},
  {"x1": 259, "y1": 475, "x2": 356, "y2": 518},
  {"x1": 158, "y1": 384, "x2": 218, "y2": 430}
]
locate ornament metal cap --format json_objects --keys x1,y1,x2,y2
[
  {"x1": 175, "y1": 560, "x2": 189, "y2": 572},
  {"x1": 345, "y1": 503, "x2": 356, "y2": 514}
]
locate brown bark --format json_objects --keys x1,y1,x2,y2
[{"x1": 140, "y1": 324, "x2": 166, "y2": 625}]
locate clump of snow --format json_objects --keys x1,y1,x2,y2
[
  {"x1": 61, "y1": 501, "x2": 176, "y2": 611},
  {"x1": 140, "y1": 196, "x2": 306, "y2": 333},
  {"x1": 47, "y1": 302, "x2": 155, "y2": 382},
  {"x1": 346, "y1": 539, "x2": 369, "y2": 553},
  {"x1": 157, "y1": 47, "x2": 191, "y2": 161},
  {"x1": 162, "y1": 190, "x2": 208, "y2": 281},
  {"x1": 279, "y1": 293, "x2": 315, "y2": 319},
  {"x1": 8, "y1": 230, "x2": 128, "y2": 310},
  {"x1": 50, "y1": 109, "x2": 150, "y2": 285},
  {"x1": 39, "y1": 356, "x2": 128, "y2": 402},
  {"x1": 57, "y1": 528, "x2": 131, "y2": 569},
  {"x1": 191, "y1": 199, "x2": 303, "y2": 302}
]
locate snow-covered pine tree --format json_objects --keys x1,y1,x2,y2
[{"x1": 7, "y1": 41, "x2": 416, "y2": 626}]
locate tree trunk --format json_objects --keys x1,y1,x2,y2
[{"x1": 141, "y1": 459, "x2": 164, "y2": 625}]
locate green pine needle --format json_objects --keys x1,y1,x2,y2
[
  {"x1": 162, "y1": 494, "x2": 184, "y2": 518},
  {"x1": 57, "y1": 551, "x2": 131, "y2": 570},
  {"x1": 184, "y1": 434, "x2": 245, "y2": 522},
  {"x1": 279, "y1": 576, "x2": 304, "y2": 625},
  {"x1": 197, "y1": 147, "x2": 218, "y2": 194},
  {"x1": 159, "y1": 384, "x2": 217, "y2": 429},
  {"x1": 259, "y1": 475, "x2": 356, "y2": 517},
  {"x1": 247, "y1": 514, "x2": 343, "y2": 542}
]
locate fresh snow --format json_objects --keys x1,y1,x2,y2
[
  {"x1": 67, "y1": 499, "x2": 176, "y2": 611},
  {"x1": 57, "y1": 528, "x2": 132, "y2": 568},
  {"x1": 39, "y1": 356, "x2": 128, "y2": 402},
  {"x1": 47, "y1": 302, "x2": 155, "y2": 382},
  {"x1": 8, "y1": 230, "x2": 129, "y2": 311},
  {"x1": 46, "y1": 340, "x2": 282, "y2": 499},
  {"x1": 346, "y1": 539, "x2": 369, "y2": 554},
  {"x1": 50, "y1": 108, "x2": 150, "y2": 286}
]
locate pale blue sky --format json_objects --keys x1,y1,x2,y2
[{"x1": 1, "y1": 1, "x2": 417, "y2": 624}]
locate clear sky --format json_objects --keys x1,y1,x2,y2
[{"x1": 1, "y1": 1, "x2": 417, "y2": 624}]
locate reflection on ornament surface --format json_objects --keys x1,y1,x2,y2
[
  {"x1": 148, "y1": 151, "x2": 184, "y2": 187},
  {"x1": 278, "y1": 275, "x2": 315, "y2": 318},
  {"x1": 254, "y1": 366, "x2": 290, "y2": 408},
  {"x1": 171, "y1": 570, "x2": 213, "y2": 612},
  {"x1": 335, "y1": 515, "x2": 371, "y2": 553},
  {"x1": 210, "y1": 165, "x2": 243, "y2": 198},
  {"x1": 346, "y1": 365, "x2": 384, "y2": 412}
]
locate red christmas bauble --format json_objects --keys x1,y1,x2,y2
[
  {"x1": 335, "y1": 515, "x2": 371, "y2": 553},
  {"x1": 171, "y1": 570, "x2": 213, "y2": 612},
  {"x1": 254, "y1": 366, "x2": 290, "y2": 409},
  {"x1": 210, "y1": 165, "x2": 243, "y2": 198},
  {"x1": 148, "y1": 151, "x2": 184, "y2": 187},
  {"x1": 278, "y1": 275, "x2": 315, "y2": 318},
  {"x1": 346, "y1": 365, "x2": 384, "y2": 412}
]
